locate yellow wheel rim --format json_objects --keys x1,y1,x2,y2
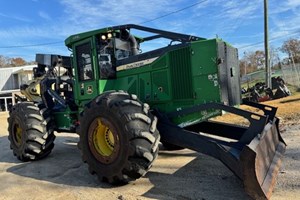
[
  {"x1": 93, "y1": 119, "x2": 115, "y2": 156},
  {"x1": 89, "y1": 118, "x2": 120, "y2": 164},
  {"x1": 14, "y1": 123, "x2": 22, "y2": 146}
]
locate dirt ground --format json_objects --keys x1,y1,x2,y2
[{"x1": 0, "y1": 95, "x2": 300, "y2": 200}]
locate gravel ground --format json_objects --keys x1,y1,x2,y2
[{"x1": 0, "y1": 111, "x2": 299, "y2": 200}]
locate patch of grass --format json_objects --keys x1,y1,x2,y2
[
  {"x1": 213, "y1": 93, "x2": 300, "y2": 126},
  {"x1": 288, "y1": 84, "x2": 300, "y2": 95}
]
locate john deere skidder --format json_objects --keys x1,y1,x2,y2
[{"x1": 8, "y1": 24, "x2": 285, "y2": 199}]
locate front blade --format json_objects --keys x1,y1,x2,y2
[{"x1": 240, "y1": 119, "x2": 286, "y2": 199}]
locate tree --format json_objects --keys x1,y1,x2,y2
[
  {"x1": 270, "y1": 46, "x2": 281, "y2": 69},
  {"x1": 239, "y1": 59, "x2": 247, "y2": 76},
  {"x1": 0, "y1": 55, "x2": 10, "y2": 67},
  {"x1": 280, "y1": 38, "x2": 300, "y2": 64},
  {"x1": 0, "y1": 55, "x2": 30, "y2": 67},
  {"x1": 10, "y1": 57, "x2": 26, "y2": 66},
  {"x1": 240, "y1": 50, "x2": 265, "y2": 76},
  {"x1": 246, "y1": 50, "x2": 265, "y2": 69}
]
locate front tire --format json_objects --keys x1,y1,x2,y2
[
  {"x1": 78, "y1": 91, "x2": 160, "y2": 183},
  {"x1": 8, "y1": 102, "x2": 55, "y2": 161}
]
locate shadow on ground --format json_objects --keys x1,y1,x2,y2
[
  {"x1": 1, "y1": 134, "x2": 109, "y2": 188},
  {"x1": 143, "y1": 152, "x2": 251, "y2": 200},
  {"x1": 2, "y1": 134, "x2": 252, "y2": 199}
]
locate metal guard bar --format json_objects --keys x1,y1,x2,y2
[
  {"x1": 155, "y1": 102, "x2": 286, "y2": 199},
  {"x1": 242, "y1": 100, "x2": 277, "y2": 122},
  {"x1": 166, "y1": 102, "x2": 268, "y2": 144}
]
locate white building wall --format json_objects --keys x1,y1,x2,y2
[
  {"x1": 0, "y1": 65, "x2": 35, "y2": 92},
  {"x1": 0, "y1": 68, "x2": 14, "y2": 91},
  {"x1": 0, "y1": 65, "x2": 35, "y2": 112}
]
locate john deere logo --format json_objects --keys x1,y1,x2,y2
[{"x1": 87, "y1": 86, "x2": 93, "y2": 94}]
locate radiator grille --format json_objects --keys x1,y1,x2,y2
[{"x1": 169, "y1": 48, "x2": 193, "y2": 99}]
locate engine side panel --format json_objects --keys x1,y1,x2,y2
[{"x1": 98, "y1": 39, "x2": 240, "y2": 126}]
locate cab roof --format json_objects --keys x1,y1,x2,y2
[{"x1": 64, "y1": 24, "x2": 205, "y2": 48}]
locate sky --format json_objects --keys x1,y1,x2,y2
[{"x1": 0, "y1": 0, "x2": 299, "y2": 62}]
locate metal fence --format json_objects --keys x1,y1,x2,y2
[
  {"x1": 281, "y1": 63, "x2": 300, "y2": 88},
  {"x1": 241, "y1": 66, "x2": 300, "y2": 89},
  {"x1": 241, "y1": 70, "x2": 265, "y2": 84}
]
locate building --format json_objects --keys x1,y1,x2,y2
[{"x1": 0, "y1": 65, "x2": 35, "y2": 112}]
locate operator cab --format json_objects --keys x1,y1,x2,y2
[
  {"x1": 66, "y1": 24, "x2": 203, "y2": 83},
  {"x1": 96, "y1": 29, "x2": 141, "y2": 79}
]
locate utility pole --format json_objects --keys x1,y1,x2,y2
[
  {"x1": 244, "y1": 52, "x2": 247, "y2": 76},
  {"x1": 264, "y1": 0, "x2": 271, "y2": 88}
]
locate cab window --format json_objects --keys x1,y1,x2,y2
[
  {"x1": 76, "y1": 42, "x2": 94, "y2": 81},
  {"x1": 97, "y1": 36, "x2": 116, "y2": 79}
]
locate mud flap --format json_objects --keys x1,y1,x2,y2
[{"x1": 240, "y1": 119, "x2": 286, "y2": 199}]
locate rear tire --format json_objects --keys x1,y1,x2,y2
[
  {"x1": 8, "y1": 102, "x2": 55, "y2": 161},
  {"x1": 78, "y1": 91, "x2": 160, "y2": 183}
]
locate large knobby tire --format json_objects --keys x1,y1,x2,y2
[
  {"x1": 78, "y1": 91, "x2": 160, "y2": 183},
  {"x1": 8, "y1": 102, "x2": 55, "y2": 161}
]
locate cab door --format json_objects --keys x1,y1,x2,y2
[{"x1": 73, "y1": 39, "x2": 98, "y2": 103}]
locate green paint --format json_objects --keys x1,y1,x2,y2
[{"x1": 53, "y1": 26, "x2": 240, "y2": 131}]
